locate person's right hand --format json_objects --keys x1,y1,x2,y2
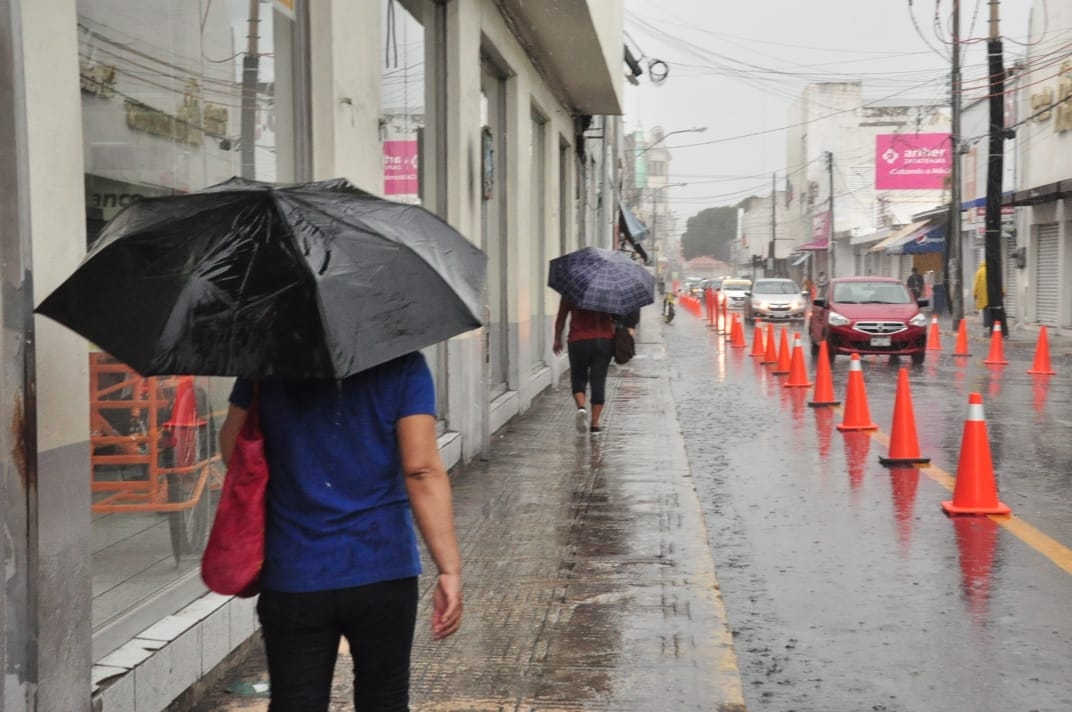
[
  {"x1": 552, "y1": 339, "x2": 563, "y2": 356},
  {"x1": 430, "y1": 570, "x2": 460, "y2": 643},
  {"x1": 431, "y1": 571, "x2": 462, "y2": 640}
]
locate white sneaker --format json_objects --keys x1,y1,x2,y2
[{"x1": 575, "y1": 408, "x2": 589, "y2": 434}]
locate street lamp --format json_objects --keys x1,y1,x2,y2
[{"x1": 634, "y1": 126, "x2": 707, "y2": 157}]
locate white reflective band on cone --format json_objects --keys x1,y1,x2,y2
[{"x1": 967, "y1": 403, "x2": 985, "y2": 421}]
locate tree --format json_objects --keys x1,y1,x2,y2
[{"x1": 680, "y1": 206, "x2": 737, "y2": 261}]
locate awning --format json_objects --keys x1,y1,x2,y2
[
  {"x1": 850, "y1": 228, "x2": 892, "y2": 247},
  {"x1": 869, "y1": 220, "x2": 929, "y2": 253},
  {"x1": 901, "y1": 224, "x2": 947, "y2": 254},
  {"x1": 795, "y1": 237, "x2": 829, "y2": 250},
  {"x1": 886, "y1": 221, "x2": 943, "y2": 254},
  {"x1": 618, "y1": 200, "x2": 649, "y2": 241}
]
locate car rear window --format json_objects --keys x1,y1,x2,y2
[{"x1": 723, "y1": 281, "x2": 750, "y2": 290}]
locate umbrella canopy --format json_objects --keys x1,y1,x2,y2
[
  {"x1": 36, "y1": 177, "x2": 487, "y2": 378},
  {"x1": 547, "y1": 246, "x2": 654, "y2": 316}
]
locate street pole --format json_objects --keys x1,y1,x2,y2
[
  {"x1": 769, "y1": 172, "x2": 776, "y2": 274},
  {"x1": 984, "y1": 0, "x2": 1008, "y2": 335},
  {"x1": 948, "y1": 0, "x2": 964, "y2": 326},
  {"x1": 826, "y1": 151, "x2": 835, "y2": 278},
  {"x1": 240, "y1": 0, "x2": 260, "y2": 179}
]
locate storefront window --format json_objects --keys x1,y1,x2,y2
[
  {"x1": 382, "y1": 0, "x2": 450, "y2": 423},
  {"x1": 77, "y1": 0, "x2": 307, "y2": 658}
]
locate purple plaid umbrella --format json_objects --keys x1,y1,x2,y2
[{"x1": 547, "y1": 247, "x2": 655, "y2": 316}]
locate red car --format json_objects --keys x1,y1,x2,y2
[{"x1": 808, "y1": 276, "x2": 930, "y2": 364}]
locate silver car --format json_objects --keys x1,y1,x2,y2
[
  {"x1": 744, "y1": 278, "x2": 807, "y2": 322},
  {"x1": 721, "y1": 278, "x2": 752, "y2": 310}
]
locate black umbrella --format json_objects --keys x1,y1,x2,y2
[{"x1": 36, "y1": 178, "x2": 487, "y2": 378}]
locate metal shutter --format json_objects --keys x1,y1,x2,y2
[
  {"x1": 1035, "y1": 224, "x2": 1060, "y2": 326},
  {"x1": 1004, "y1": 242, "x2": 1017, "y2": 318}
]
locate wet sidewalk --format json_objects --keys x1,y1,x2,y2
[{"x1": 188, "y1": 307, "x2": 745, "y2": 712}]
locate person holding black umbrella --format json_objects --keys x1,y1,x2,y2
[
  {"x1": 218, "y1": 355, "x2": 463, "y2": 709},
  {"x1": 553, "y1": 297, "x2": 616, "y2": 435},
  {"x1": 36, "y1": 177, "x2": 484, "y2": 711}
]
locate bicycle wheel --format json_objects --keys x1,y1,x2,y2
[{"x1": 166, "y1": 386, "x2": 215, "y2": 562}]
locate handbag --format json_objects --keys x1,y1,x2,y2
[
  {"x1": 201, "y1": 384, "x2": 267, "y2": 598},
  {"x1": 613, "y1": 326, "x2": 635, "y2": 365}
]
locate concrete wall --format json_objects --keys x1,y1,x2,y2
[{"x1": 20, "y1": 1, "x2": 94, "y2": 709}]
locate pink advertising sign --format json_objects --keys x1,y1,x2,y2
[
  {"x1": 874, "y1": 133, "x2": 951, "y2": 190},
  {"x1": 383, "y1": 140, "x2": 419, "y2": 195}
]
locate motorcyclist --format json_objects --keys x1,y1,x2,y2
[{"x1": 662, "y1": 291, "x2": 676, "y2": 323}]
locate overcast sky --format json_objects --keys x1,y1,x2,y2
[{"x1": 623, "y1": 0, "x2": 1039, "y2": 225}]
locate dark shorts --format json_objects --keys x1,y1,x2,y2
[{"x1": 567, "y1": 338, "x2": 613, "y2": 405}]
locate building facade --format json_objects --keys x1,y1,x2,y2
[
  {"x1": 785, "y1": 82, "x2": 949, "y2": 281},
  {"x1": 1010, "y1": 0, "x2": 1072, "y2": 331},
  {"x1": 0, "y1": 1, "x2": 623, "y2": 709}
]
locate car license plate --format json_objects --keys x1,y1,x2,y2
[{"x1": 870, "y1": 336, "x2": 891, "y2": 347}]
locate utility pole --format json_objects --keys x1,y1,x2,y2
[
  {"x1": 826, "y1": 151, "x2": 835, "y2": 278},
  {"x1": 769, "y1": 172, "x2": 776, "y2": 273},
  {"x1": 948, "y1": 0, "x2": 964, "y2": 326},
  {"x1": 984, "y1": 0, "x2": 1008, "y2": 335},
  {"x1": 240, "y1": 0, "x2": 260, "y2": 179}
]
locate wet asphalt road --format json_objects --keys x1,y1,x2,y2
[{"x1": 666, "y1": 309, "x2": 1072, "y2": 712}]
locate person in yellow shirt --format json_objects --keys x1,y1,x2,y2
[{"x1": 973, "y1": 261, "x2": 1007, "y2": 337}]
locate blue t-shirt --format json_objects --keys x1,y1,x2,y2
[{"x1": 229, "y1": 352, "x2": 436, "y2": 593}]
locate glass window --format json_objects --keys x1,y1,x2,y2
[
  {"x1": 380, "y1": 0, "x2": 449, "y2": 424},
  {"x1": 77, "y1": 0, "x2": 307, "y2": 658}
]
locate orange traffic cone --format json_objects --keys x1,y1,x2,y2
[
  {"x1": 808, "y1": 341, "x2": 840, "y2": 407},
  {"x1": 982, "y1": 322, "x2": 1008, "y2": 365},
  {"x1": 783, "y1": 334, "x2": 813, "y2": 388},
  {"x1": 1027, "y1": 326, "x2": 1056, "y2": 375},
  {"x1": 750, "y1": 322, "x2": 765, "y2": 358},
  {"x1": 772, "y1": 327, "x2": 792, "y2": 374},
  {"x1": 730, "y1": 314, "x2": 747, "y2": 348},
  {"x1": 761, "y1": 323, "x2": 777, "y2": 364},
  {"x1": 926, "y1": 315, "x2": 942, "y2": 350},
  {"x1": 836, "y1": 353, "x2": 877, "y2": 431},
  {"x1": 878, "y1": 367, "x2": 930, "y2": 466},
  {"x1": 941, "y1": 393, "x2": 1011, "y2": 515},
  {"x1": 952, "y1": 318, "x2": 971, "y2": 357}
]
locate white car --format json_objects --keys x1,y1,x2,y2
[{"x1": 721, "y1": 278, "x2": 752, "y2": 310}]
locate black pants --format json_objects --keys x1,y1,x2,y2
[
  {"x1": 257, "y1": 577, "x2": 418, "y2": 711},
  {"x1": 568, "y1": 338, "x2": 613, "y2": 405}
]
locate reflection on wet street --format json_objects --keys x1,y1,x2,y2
[{"x1": 670, "y1": 312, "x2": 1072, "y2": 712}]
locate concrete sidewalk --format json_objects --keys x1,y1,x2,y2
[{"x1": 187, "y1": 307, "x2": 745, "y2": 711}]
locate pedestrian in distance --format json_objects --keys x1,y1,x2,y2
[
  {"x1": 973, "y1": 261, "x2": 992, "y2": 336},
  {"x1": 906, "y1": 266, "x2": 924, "y2": 301},
  {"x1": 218, "y1": 355, "x2": 463, "y2": 710},
  {"x1": 553, "y1": 296, "x2": 615, "y2": 435},
  {"x1": 816, "y1": 271, "x2": 829, "y2": 289}
]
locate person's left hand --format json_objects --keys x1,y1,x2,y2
[{"x1": 552, "y1": 339, "x2": 563, "y2": 356}]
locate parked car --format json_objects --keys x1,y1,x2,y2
[
  {"x1": 721, "y1": 278, "x2": 752, "y2": 309},
  {"x1": 743, "y1": 278, "x2": 807, "y2": 323},
  {"x1": 808, "y1": 276, "x2": 930, "y2": 364}
]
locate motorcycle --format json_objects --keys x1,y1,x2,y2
[{"x1": 662, "y1": 294, "x2": 676, "y2": 324}]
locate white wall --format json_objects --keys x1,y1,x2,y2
[{"x1": 1018, "y1": 0, "x2": 1072, "y2": 190}]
